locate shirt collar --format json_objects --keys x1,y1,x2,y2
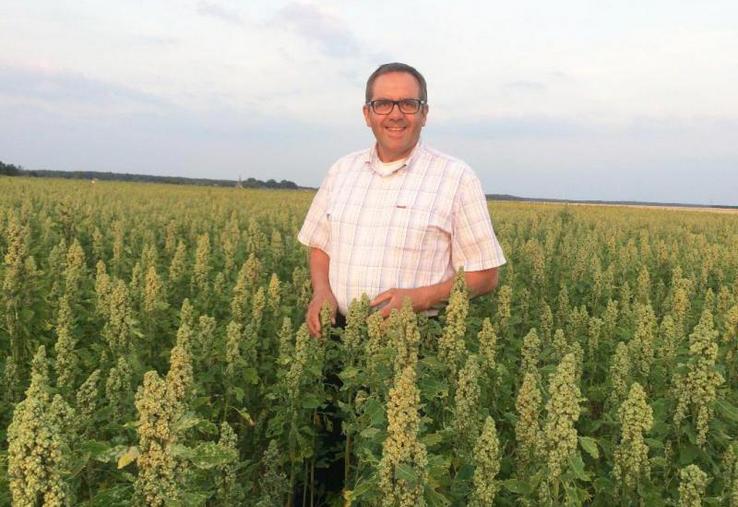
[{"x1": 363, "y1": 140, "x2": 425, "y2": 176}]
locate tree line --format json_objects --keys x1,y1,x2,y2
[{"x1": 0, "y1": 160, "x2": 300, "y2": 189}]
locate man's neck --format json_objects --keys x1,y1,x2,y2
[
  {"x1": 375, "y1": 141, "x2": 420, "y2": 163},
  {"x1": 373, "y1": 157, "x2": 407, "y2": 177}
]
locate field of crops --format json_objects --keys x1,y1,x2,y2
[{"x1": 1, "y1": 177, "x2": 737, "y2": 506}]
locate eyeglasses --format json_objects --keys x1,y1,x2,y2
[{"x1": 365, "y1": 98, "x2": 426, "y2": 115}]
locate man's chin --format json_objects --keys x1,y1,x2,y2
[{"x1": 382, "y1": 138, "x2": 413, "y2": 151}]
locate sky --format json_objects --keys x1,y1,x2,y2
[{"x1": 1, "y1": 1, "x2": 737, "y2": 205}]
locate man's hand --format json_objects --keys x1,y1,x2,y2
[
  {"x1": 370, "y1": 287, "x2": 431, "y2": 319},
  {"x1": 306, "y1": 247, "x2": 336, "y2": 337},
  {"x1": 368, "y1": 268, "x2": 499, "y2": 319},
  {"x1": 306, "y1": 287, "x2": 337, "y2": 337}
]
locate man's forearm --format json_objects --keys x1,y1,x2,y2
[
  {"x1": 309, "y1": 247, "x2": 332, "y2": 293},
  {"x1": 306, "y1": 247, "x2": 338, "y2": 335},
  {"x1": 422, "y1": 268, "x2": 499, "y2": 309},
  {"x1": 369, "y1": 267, "x2": 500, "y2": 316}
]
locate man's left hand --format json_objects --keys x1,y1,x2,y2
[{"x1": 369, "y1": 287, "x2": 430, "y2": 318}]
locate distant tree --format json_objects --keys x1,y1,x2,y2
[
  {"x1": 0, "y1": 161, "x2": 302, "y2": 189},
  {"x1": 0, "y1": 161, "x2": 22, "y2": 176}
]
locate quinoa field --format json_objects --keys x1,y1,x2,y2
[{"x1": 1, "y1": 177, "x2": 737, "y2": 506}]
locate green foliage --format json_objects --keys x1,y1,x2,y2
[{"x1": 1, "y1": 178, "x2": 737, "y2": 505}]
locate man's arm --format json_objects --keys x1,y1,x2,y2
[
  {"x1": 369, "y1": 267, "x2": 499, "y2": 318},
  {"x1": 306, "y1": 247, "x2": 338, "y2": 337}
]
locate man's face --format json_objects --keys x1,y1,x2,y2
[{"x1": 363, "y1": 72, "x2": 428, "y2": 163}]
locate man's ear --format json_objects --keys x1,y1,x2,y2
[
  {"x1": 362, "y1": 105, "x2": 371, "y2": 126},
  {"x1": 421, "y1": 104, "x2": 429, "y2": 126}
]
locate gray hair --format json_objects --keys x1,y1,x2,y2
[{"x1": 365, "y1": 62, "x2": 428, "y2": 103}]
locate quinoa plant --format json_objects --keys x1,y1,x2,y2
[
  {"x1": 438, "y1": 271, "x2": 469, "y2": 378},
  {"x1": 470, "y1": 416, "x2": 500, "y2": 506},
  {"x1": 542, "y1": 352, "x2": 583, "y2": 501},
  {"x1": 679, "y1": 464, "x2": 708, "y2": 507},
  {"x1": 7, "y1": 346, "x2": 75, "y2": 507},
  {"x1": 613, "y1": 382, "x2": 653, "y2": 494},
  {"x1": 673, "y1": 309, "x2": 724, "y2": 447}
]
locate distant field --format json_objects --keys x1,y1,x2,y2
[
  {"x1": 513, "y1": 199, "x2": 738, "y2": 214},
  {"x1": 570, "y1": 202, "x2": 738, "y2": 214}
]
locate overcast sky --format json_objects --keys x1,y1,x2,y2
[{"x1": 1, "y1": 1, "x2": 737, "y2": 205}]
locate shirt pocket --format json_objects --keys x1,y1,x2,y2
[
  {"x1": 326, "y1": 196, "x2": 359, "y2": 257},
  {"x1": 389, "y1": 199, "x2": 447, "y2": 255}
]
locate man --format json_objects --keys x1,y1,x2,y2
[{"x1": 299, "y1": 62, "x2": 506, "y2": 337}]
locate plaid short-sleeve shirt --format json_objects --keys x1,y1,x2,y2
[{"x1": 298, "y1": 142, "x2": 506, "y2": 315}]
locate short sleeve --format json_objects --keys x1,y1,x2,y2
[
  {"x1": 450, "y1": 169, "x2": 506, "y2": 271},
  {"x1": 297, "y1": 166, "x2": 336, "y2": 253}
]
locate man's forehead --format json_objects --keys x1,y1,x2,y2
[{"x1": 370, "y1": 72, "x2": 421, "y2": 97}]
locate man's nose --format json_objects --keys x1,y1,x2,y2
[{"x1": 388, "y1": 102, "x2": 404, "y2": 119}]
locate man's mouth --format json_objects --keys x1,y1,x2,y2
[{"x1": 385, "y1": 126, "x2": 406, "y2": 133}]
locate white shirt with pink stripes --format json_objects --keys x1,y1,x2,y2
[{"x1": 298, "y1": 141, "x2": 506, "y2": 316}]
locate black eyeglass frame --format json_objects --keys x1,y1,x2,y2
[{"x1": 365, "y1": 98, "x2": 427, "y2": 115}]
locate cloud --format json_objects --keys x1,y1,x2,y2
[
  {"x1": 135, "y1": 34, "x2": 179, "y2": 46},
  {"x1": 272, "y1": 2, "x2": 362, "y2": 58},
  {"x1": 0, "y1": 65, "x2": 167, "y2": 108},
  {"x1": 502, "y1": 80, "x2": 547, "y2": 93},
  {"x1": 196, "y1": 1, "x2": 242, "y2": 25},
  {"x1": 433, "y1": 115, "x2": 588, "y2": 139}
]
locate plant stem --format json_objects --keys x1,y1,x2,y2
[
  {"x1": 310, "y1": 457, "x2": 315, "y2": 507},
  {"x1": 288, "y1": 465, "x2": 295, "y2": 507},
  {"x1": 344, "y1": 431, "x2": 351, "y2": 489},
  {"x1": 302, "y1": 462, "x2": 308, "y2": 507}
]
